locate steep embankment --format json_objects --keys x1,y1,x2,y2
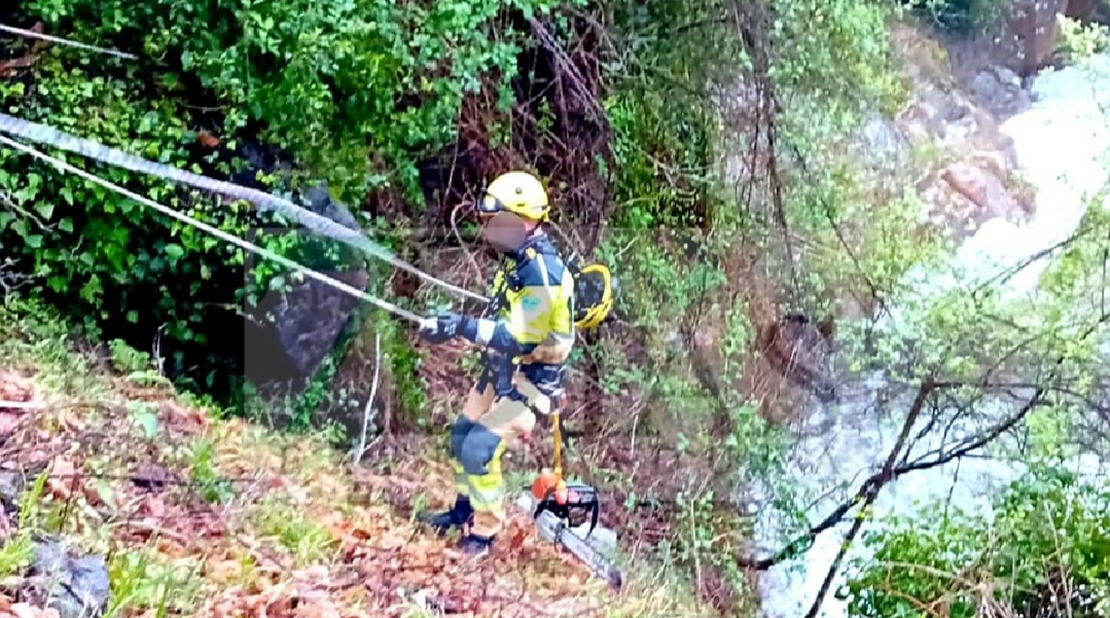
[{"x1": 0, "y1": 300, "x2": 709, "y2": 618}]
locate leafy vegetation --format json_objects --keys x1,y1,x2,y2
[
  {"x1": 3, "y1": 0, "x2": 1110, "y2": 616},
  {"x1": 843, "y1": 463, "x2": 1110, "y2": 617},
  {"x1": 834, "y1": 194, "x2": 1110, "y2": 616},
  {"x1": 0, "y1": 298, "x2": 720, "y2": 617}
]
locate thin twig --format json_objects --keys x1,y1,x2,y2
[
  {"x1": 354, "y1": 332, "x2": 383, "y2": 464},
  {"x1": 802, "y1": 378, "x2": 934, "y2": 618}
]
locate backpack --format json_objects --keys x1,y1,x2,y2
[{"x1": 566, "y1": 252, "x2": 615, "y2": 329}]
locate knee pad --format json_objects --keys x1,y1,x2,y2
[
  {"x1": 458, "y1": 424, "x2": 503, "y2": 476},
  {"x1": 449, "y1": 414, "x2": 475, "y2": 460}
]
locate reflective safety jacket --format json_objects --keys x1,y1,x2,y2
[{"x1": 476, "y1": 232, "x2": 575, "y2": 398}]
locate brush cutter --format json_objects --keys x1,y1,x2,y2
[{"x1": 526, "y1": 407, "x2": 623, "y2": 590}]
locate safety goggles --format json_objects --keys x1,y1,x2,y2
[{"x1": 478, "y1": 192, "x2": 505, "y2": 217}]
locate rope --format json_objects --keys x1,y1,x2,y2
[
  {"x1": 0, "y1": 113, "x2": 488, "y2": 303},
  {"x1": 0, "y1": 133, "x2": 426, "y2": 324},
  {"x1": 0, "y1": 23, "x2": 138, "y2": 60}
]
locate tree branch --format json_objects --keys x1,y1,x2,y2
[
  {"x1": 739, "y1": 379, "x2": 935, "y2": 571},
  {"x1": 354, "y1": 331, "x2": 382, "y2": 465},
  {"x1": 802, "y1": 376, "x2": 934, "y2": 616}
]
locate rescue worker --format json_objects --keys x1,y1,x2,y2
[{"x1": 416, "y1": 170, "x2": 575, "y2": 556}]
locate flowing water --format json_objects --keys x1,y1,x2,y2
[{"x1": 756, "y1": 54, "x2": 1110, "y2": 618}]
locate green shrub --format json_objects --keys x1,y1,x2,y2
[
  {"x1": 1, "y1": 0, "x2": 568, "y2": 402},
  {"x1": 841, "y1": 463, "x2": 1110, "y2": 617}
]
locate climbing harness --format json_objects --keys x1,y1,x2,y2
[{"x1": 0, "y1": 113, "x2": 486, "y2": 304}]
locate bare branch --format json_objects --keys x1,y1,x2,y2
[
  {"x1": 802, "y1": 376, "x2": 935, "y2": 616},
  {"x1": 739, "y1": 379, "x2": 935, "y2": 571},
  {"x1": 354, "y1": 331, "x2": 382, "y2": 465},
  {"x1": 0, "y1": 257, "x2": 33, "y2": 294}
]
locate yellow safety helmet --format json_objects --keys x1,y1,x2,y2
[{"x1": 479, "y1": 171, "x2": 550, "y2": 222}]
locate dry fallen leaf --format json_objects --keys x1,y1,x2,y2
[
  {"x1": 0, "y1": 372, "x2": 34, "y2": 402},
  {"x1": 196, "y1": 132, "x2": 220, "y2": 148},
  {"x1": 138, "y1": 494, "x2": 167, "y2": 519},
  {"x1": 160, "y1": 400, "x2": 209, "y2": 431},
  {"x1": 46, "y1": 456, "x2": 81, "y2": 500}
]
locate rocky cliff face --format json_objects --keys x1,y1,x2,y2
[
  {"x1": 869, "y1": 23, "x2": 1038, "y2": 245},
  {"x1": 706, "y1": 17, "x2": 1049, "y2": 429}
]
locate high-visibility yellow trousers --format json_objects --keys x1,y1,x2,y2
[{"x1": 450, "y1": 377, "x2": 548, "y2": 538}]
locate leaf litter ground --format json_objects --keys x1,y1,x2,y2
[{"x1": 0, "y1": 357, "x2": 687, "y2": 618}]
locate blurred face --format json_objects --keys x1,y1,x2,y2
[{"x1": 482, "y1": 211, "x2": 534, "y2": 252}]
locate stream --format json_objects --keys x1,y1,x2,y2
[{"x1": 756, "y1": 53, "x2": 1110, "y2": 618}]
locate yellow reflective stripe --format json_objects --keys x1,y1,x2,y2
[
  {"x1": 552, "y1": 265, "x2": 575, "y2": 335},
  {"x1": 452, "y1": 459, "x2": 468, "y2": 495},
  {"x1": 472, "y1": 510, "x2": 504, "y2": 537},
  {"x1": 468, "y1": 474, "x2": 504, "y2": 511},
  {"x1": 465, "y1": 442, "x2": 506, "y2": 511}
]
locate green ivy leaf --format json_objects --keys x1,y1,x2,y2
[{"x1": 33, "y1": 200, "x2": 54, "y2": 223}]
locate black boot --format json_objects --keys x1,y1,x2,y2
[
  {"x1": 417, "y1": 494, "x2": 474, "y2": 536},
  {"x1": 458, "y1": 532, "x2": 495, "y2": 556}
]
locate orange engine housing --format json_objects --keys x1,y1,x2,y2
[{"x1": 531, "y1": 470, "x2": 569, "y2": 504}]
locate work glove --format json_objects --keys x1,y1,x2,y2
[{"x1": 418, "y1": 312, "x2": 468, "y2": 344}]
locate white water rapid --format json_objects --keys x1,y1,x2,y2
[{"x1": 756, "y1": 53, "x2": 1110, "y2": 618}]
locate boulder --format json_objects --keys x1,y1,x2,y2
[
  {"x1": 0, "y1": 469, "x2": 23, "y2": 515},
  {"x1": 969, "y1": 65, "x2": 1032, "y2": 118},
  {"x1": 26, "y1": 541, "x2": 110, "y2": 618},
  {"x1": 942, "y1": 161, "x2": 1024, "y2": 217},
  {"x1": 917, "y1": 159, "x2": 1035, "y2": 242},
  {"x1": 884, "y1": 24, "x2": 1037, "y2": 243},
  {"x1": 270, "y1": 269, "x2": 370, "y2": 377},
  {"x1": 243, "y1": 183, "x2": 372, "y2": 381},
  {"x1": 756, "y1": 314, "x2": 838, "y2": 404}
]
